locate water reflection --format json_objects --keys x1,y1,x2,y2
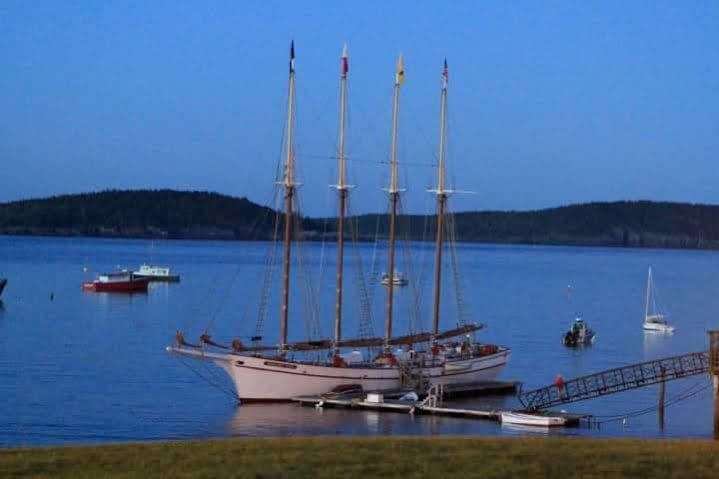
[
  {"x1": 226, "y1": 403, "x2": 424, "y2": 437},
  {"x1": 643, "y1": 330, "x2": 674, "y2": 360},
  {"x1": 225, "y1": 397, "x2": 519, "y2": 438}
]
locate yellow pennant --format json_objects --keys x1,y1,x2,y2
[{"x1": 395, "y1": 53, "x2": 405, "y2": 85}]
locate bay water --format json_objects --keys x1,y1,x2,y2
[{"x1": 1, "y1": 235, "x2": 717, "y2": 446}]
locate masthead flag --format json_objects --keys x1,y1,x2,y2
[
  {"x1": 395, "y1": 53, "x2": 405, "y2": 85},
  {"x1": 442, "y1": 58, "x2": 448, "y2": 89},
  {"x1": 342, "y1": 44, "x2": 348, "y2": 77},
  {"x1": 289, "y1": 40, "x2": 295, "y2": 73}
]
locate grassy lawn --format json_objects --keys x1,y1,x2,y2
[{"x1": 2, "y1": 436, "x2": 718, "y2": 478}]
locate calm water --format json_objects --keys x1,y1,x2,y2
[{"x1": 1, "y1": 235, "x2": 718, "y2": 447}]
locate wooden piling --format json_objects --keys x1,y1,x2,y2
[
  {"x1": 710, "y1": 331, "x2": 719, "y2": 393},
  {"x1": 657, "y1": 366, "x2": 666, "y2": 429},
  {"x1": 709, "y1": 331, "x2": 719, "y2": 438}
]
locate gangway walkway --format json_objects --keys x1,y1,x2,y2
[{"x1": 519, "y1": 351, "x2": 710, "y2": 411}]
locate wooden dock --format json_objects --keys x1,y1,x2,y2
[{"x1": 292, "y1": 380, "x2": 590, "y2": 427}]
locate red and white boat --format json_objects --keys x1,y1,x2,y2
[{"x1": 82, "y1": 271, "x2": 149, "y2": 293}]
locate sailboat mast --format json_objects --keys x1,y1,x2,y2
[
  {"x1": 644, "y1": 267, "x2": 652, "y2": 321},
  {"x1": 280, "y1": 41, "x2": 297, "y2": 352},
  {"x1": 431, "y1": 60, "x2": 449, "y2": 339},
  {"x1": 384, "y1": 54, "x2": 404, "y2": 350},
  {"x1": 334, "y1": 45, "x2": 349, "y2": 349}
]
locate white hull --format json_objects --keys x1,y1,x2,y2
[
  {"x1": 643, "y1": 322, "x2": 675, "y2": 333},
  {"x1": 501, "y1": 412, "x2": 566, "y2": 427},
  {"x1": 167, "y1": 346, "x2": 510, "y2": 401}
]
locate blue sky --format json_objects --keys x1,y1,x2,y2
[{"x1": 1, "y1": 1, "x2": 717, "y2": 215}]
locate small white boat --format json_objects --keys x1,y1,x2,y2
[
  {"x1": 133, "y1": 264, "x2": 180, "y2": 282},
  {"x1": 381, "y1": 271, "x2": 408, "y2": 286},
  {"x1": 643, "y1": 267, "x2": 674, "y2": 333},
  {"x1": 500, "y1": 411, "x2": 567, "y2": 427}
]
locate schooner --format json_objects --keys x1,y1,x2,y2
[{"x1": 167, "y1": 43, "x2": 510, "y2": 401}]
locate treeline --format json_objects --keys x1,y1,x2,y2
[
  {"x1": 329, "y1": 201, "x2": 719, "y2": 249},
  {"x1": 0, "y1": 190, "x2": 276, "y2": 240},
  {"x1": 1, "y1": 190, "x2": 719, "y2": 249}
]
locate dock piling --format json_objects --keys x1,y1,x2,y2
[
  {"x1": 709, "y1": 331, "x2": 719, "y2": 438},
  {"x1": 657, "y1": 366, "x2": 666, "y2": 429}
]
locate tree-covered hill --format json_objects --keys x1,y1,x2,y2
[
  {"x1": 1, "y1": 190, "x2": 718, "y2": 249},
  {"x1": 334, "y1": 200, "x2": 719, "y2": 249},
  {"x1": 0, "y1": 190, "x2": 276, "y2": 239}
]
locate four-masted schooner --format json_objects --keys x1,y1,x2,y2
[{"x1": 167, "y1": 43, "x2": 510, "y2": 401}]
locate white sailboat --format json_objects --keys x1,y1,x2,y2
[
  {"x1": 643, "y1": 267, "x2": 674, "y2": 333},
  {"x1": 167, "y1": 44, "x2": 510, "y2": 402}
]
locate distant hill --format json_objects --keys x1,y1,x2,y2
[
  {"x1": 1, "y1": 190, "x2": 718, "y2": 249},
  {"x1": 329, "y1": 201, "x2": 719, "y2": 249},
  {"x1": 0, "y1": 190, "x2": 276, "y2": 240}
]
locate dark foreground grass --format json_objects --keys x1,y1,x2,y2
[{"x1": 2, "y1": 436, "x2": 718, "y2": 479}]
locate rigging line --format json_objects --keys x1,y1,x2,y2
[
  {"x1": 252, "y1": 190, "x2": 282, "y2": 326},
  {"x1": 346, "y1": 196, "x2": 375, "y2": 339},
  {"x1": 415, "y1": 185, "x2": 434, "y2": 328},
  {"x1": 365, "y1": 203, "x2": 387, "y2": 321},
  {"x1": 591, "y1": 381, "x2": 706, "y2": 420},
  {"x1": 293, "y1": 194, "x2": 322, "y2": 340},
  {"x1": 447, "y1": 208, "x2": 467, "y2": 326},
  {"x1": 290, "y1": 194, "x2": 313, "y2": 341},
  {"x1": 203, "y1": 199, "x2": 281, "y2": 337},
  {"x1": 254, "y1": 203, "x2": 282, "y2": 339},
  {"x1": 294, "y1": 153, "x2": 437, "y2": 168},
  {"x1": 315, "y1": 170, "x2": 334, "y2": 334},
  {"x1": 204, "y1": 264, "x2": 245, "y2": 335},
  {"x1": 179, "y1": 358, "x2": 239, "y2": 401},
  {"x1": 246, "y1": 84, "x2": 289, "y2": 339},
  {"x1": 595, "y1": 381, "x2": 711, "y2": 424},
  {"x1": 397, "y1": 198, "x2": 423, "y2": 336},
  {"x1": 184, "y1": 260, "x2": 232, "y2": 336},
  {"x1": 591, "y1": 380, "x2": 708, "y2": 419}
]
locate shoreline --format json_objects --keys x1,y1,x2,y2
[{"x1": 2, "y1": 231, "x2": 719, "y2": 253}]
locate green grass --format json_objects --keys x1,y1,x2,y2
[{"x1": 2, "y1": 436, "x2": 718, "y2": 478}]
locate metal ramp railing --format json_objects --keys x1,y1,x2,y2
[{"x1": 519, "y1": 351, "x2": 710, "y2": 411}]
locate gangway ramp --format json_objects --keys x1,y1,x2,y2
[{"x1": 519, "y1": 351, "x2": 710, "y2": 411}]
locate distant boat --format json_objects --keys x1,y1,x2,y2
[
  {"x1": 133, "y1": 264, "x2": 180, "y2": 282},
  {"x1": 644, "y1": 267, "x2": 674, "y2": 333},
  {"x1": 0, "y1": 278, "x2": 6, "y2": 296},
  {"x1": 501, "y1": 411, "x2": 567, "y2": 427},
  {"x1": 380, "y1": 271, "x2": 408, "y2": 286},
  {"x1": 82, "y1": 272, "x2": 149, "y2": 293},
  {"x1": 562, "y1": 317, "x2": 595, "y2": 347}
]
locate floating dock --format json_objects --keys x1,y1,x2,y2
[{"x1": 292, "y1": 380, "x2": 590, "y2": 427}]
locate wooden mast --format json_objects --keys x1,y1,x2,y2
[
  {"x1": 431, "y1": 60, "x2": 449, "y2": 339},
  {"x1": 333, "y1": 45, "x2": 349, "y2": 352},
  {"x1": 384, "y1": 54, "x2": 404, "y2": 351},
  {"x1": 280, "y1": 41, "x2": 297, "y2": 352}
]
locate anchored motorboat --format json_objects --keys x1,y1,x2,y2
[
  {"x1": 380, "y1": 271, "x2": 408, "y2": 286},
  {"x1": 562, "y1": 317, "x2": 595, "y2": 347},
  {"x1": 133, "y1": 264, "x2": 180, "y2": 282},
  {"x1": 82, "y1": 271, "x2": 149, "y2": 293}
]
